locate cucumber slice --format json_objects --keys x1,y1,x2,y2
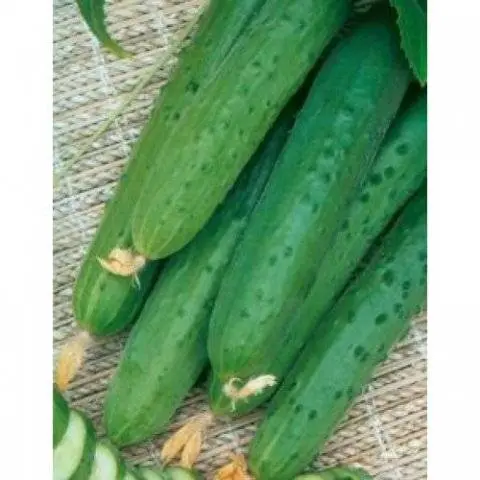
[
  {"x1": 70, "y1": 412, "x2": 97, "y2": 480},
  {"x1": 138, "y1": 468, "x2": 167, "y2": 480},
  {"x1": 53, "y1": 410, "x2": 94, "y2": 480},
  {"x1": 53, "y1": 388, "x2": 70, "y2": 447},
  {"x1": 165, "y1": 467, "x2": 204, "y2": 480},
  {"x1": 123, "y1": 469, "x2": 142, "y2": 480},
  {"x1": 89, "y1": 441, "x2": 125, "y2": 480}
]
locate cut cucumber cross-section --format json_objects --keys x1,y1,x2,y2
[
  {"x1": 89, "y1": 441, "x2": 126, "y2": 480},
  {"x1": 165, "y1": 467, "x2": 203, "y2": 480},
  {"x1": 53, "y1": 410, "x2": 94, "y2": 480},
  {"x1": 123, "y1": 470, "x2": 142, "y2": 480},
  {"x1": 139, "y1": 468, "x2": 168, "y2": 480},
  {"x1": 53, "y1": 387, "x2": 70, "y2": 447}
]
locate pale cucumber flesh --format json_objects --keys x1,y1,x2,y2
[
  {"x1": 165, "y1": 467, "x2": 203, "y2": 480},
  {"x1": 53, "y1": 411, "x2": 87, "y2": 480},
  {"x1": 88, "y1": 442, "x2": 120, "y2": 480}
]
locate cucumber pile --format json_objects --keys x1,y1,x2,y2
[{"x1": 55, "y1": 1, "x2": 428, "y2": 479}]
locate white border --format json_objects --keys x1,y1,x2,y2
[
  {"x1": 428, "y1": 0, "x2": 480, "y2": 478},
  {"x1": 1, "y1": 2, "x2": 52, "y2": 477}
]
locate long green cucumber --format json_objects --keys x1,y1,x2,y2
[
  {"x1": 248, "y1": 187, "x2": 427, "y2": 480},
  {"x1": 54, "y1": 387, "x2": 70, "y2": 447},
  {"x1": 295, "y1": 466, "x2": 373, "y2": 479},
  {"x1": 207, "y1": 12, "x2": 411, "y2": 415},
  {"x1": 72, "y1": 0, "x2": 275, "y2": 336},
  {"x1": 104, "y1": 99, "x2": 298, "y2": 447},
  {"x1": 209, "y1": 91, "x2": 426, "y2": 415},
  {"x1": 53, "y1": 409, "x2": 96, "y2": 480},
  {"x1": 132, "y1": 0, "x2": 351, "y2": 259}
]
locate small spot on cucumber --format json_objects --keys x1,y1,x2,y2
[
  {"x1": 354, "y1": 345, "x2": 365, "y2": 358},
  {"x1": 205, "y1": 264, "x2": 214, "y2": 273},
  {"x1": 360, "y1": 351, "x2": 370, "y2": 362},
  {"x1": 284, "y1": 246, "x2": 293, "y2": 258},
  {"x1": 308, "y1": 409, "x2": 318, "y2": 420},
  {"x1": 239, "y1": 309, "x2": 250, "y2": 319},
  {"x1": 385, "y1": 166, "x2": 395, "y2": 178},
  {"x1": 370, "y1": 173, "x2": 383, "y2": 185},
  {"x1": 252, "y1": 60, "x2": 261, "y2": 68},
  {"x1": 396, "y1": 142, "x2": 409, "y2": 155},
  {"x1": 377, "y1": 343, "x2": 386, "y2": 353},
  {"x1": 402, "y1": 280, "x2": 411, "y2": 291},
  {"x1": 294, "y1": 404, "x2": 303, "y2": 414},
  {"x1": 347, "y1": 386, "x2": 355, "y2": 399},
  {"x1": 177, "y1": 307, "x2": 186, "y2": 317},
  {"x1": 186, "y1": 80, "x2": 199, "y2": 93},
  {"x1": 375, "y1": 313, "x2": 388, "y2": 325},
  {"x1": 173, "y1": 112, "x2": 180, "y2": 121},
  {"x1": 99, "y1": 283, "x2": 105, "y2": 292},
  {"x1": 389, "y1": 189, "x2": 398, "y2": 200},
  {"x1": 322, "y1": 172, "x2": 332, "y2": 183},
  {"x1": 200, "y1": 163, "x2": 210, "y2": 172},
  {"x1": 341, "y1": 219, "x2": 349, "y2": 231},
  {"x1": 382, "y1": 269, "x2": 395, "y2": 286},
  {"x1": 311, "y1": 202, "x2": 320, "y2": 213},
  {"x1": 288, "y1": 397, "x2": 295, "y2": 406},
  {"x1": 268, "y1": 255, "x2": 277, "y2": 266},
  {"x1": 248, "y1": 106, "x2": 255, "y2": 114},
  {"x1": 184, "y1": 181, "x2": 192, "y2": 190},
  {"x1": 334, "y1": 390, "x2": 343, "y2": 400},
  {"x1": 360, "y1": 192, "x2": 370, "y2": 203},
  {"x1": 347, "y1": 311, "x2": 356, "y2": 323}
]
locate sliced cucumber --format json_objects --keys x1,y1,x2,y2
[
  {"x1": 53, "y1": 387, "x2": 70, "y2": 447},
  {"x1": 165, "y1": 467, "x2": 204, "y2": 480},
  {"x1": 123, "y1": 470, "x2": 142, "y2": 480},
  {"x1": 89, "y1": 441, "x2": 125, "y2": 480},
  {"x1": 138, "y1": 468, "x2": 167, "y2": 480},
  {"x1": 53, "y1": 410, "x2": 95, "y2": 480}
]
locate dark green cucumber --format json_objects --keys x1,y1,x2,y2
[
  {"x1": 73, "y1": 0, "x2": 277, "y2": 336},
  {"x1": 53, "y1": 409, "x2": 96, "y2": 480},
  {"x1": 132, "y1": 0, "x2": 351, "y2": 259},
  {"x1": 248, "y1": 187, "x2": 427, "y2": 480},
  {"x1": 104, "y1": 100, "x2": 298, "y2": 447},
  {"x1": 209, "y1": 91, "x2": 426, "y2": 415},
  {"x1": 295, "y1": 466, "x2": 373, "y2": 479},
  {"x1": 207, "y1": 13, "x2": 411, "y2": 415},
  {"x1": 53, "y1": 387, "x2": 70, "y2": 447}
]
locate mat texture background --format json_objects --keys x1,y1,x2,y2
[{"x1": 53, "y1": 1, "x2": 427, "y2": 478}]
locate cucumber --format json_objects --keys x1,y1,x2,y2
[
  {"x1": 89, "y1": 441, "x2": 126, "y2": 480},
  {"x1": 72, "y1": 0, "x2": 281, "y2": 336},
  {"x1": 248, "y1": 187, "x2": 427, "y2": 480},
  {"x1": 207, "y1": 12, "x2": 411, "y2": 415},
  {"x1": 104, "y1": 99, "x2": 298, "y2": 446},
  {"x1": 123, "y1": 471, "x2": 142, "y2": 480},
  {"x1": 132, "y1": 0, "x2": 351, "y2": 259},
  {"x1": 53, "y1": 410, "x2": 96, "y2": 480},
  {"x1": 295, "y1": 466, "x2": 372, "y2": 479},
  {"x1": 209, "y1": 91, "x2": 426, "y2": 415},
  {"x1": 53, "y1": 387, "x2": 70, "y2": 447},
  {"x1": 165, "y1": 466, "x2": 204, "y2": 480},
  {"x1": 139, "y1": 469, "x2": 167, "y2": 480}
]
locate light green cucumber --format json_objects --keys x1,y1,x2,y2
[
  {"x1": 53, "y1": 387, "x2": 70, "y2": 447},
  {"x1": 248, "y1": 187, "x2": 427, "y2": 480},
  {"x1": 207, "y1": 11, "x2": 411, "y2": 416},
  {"x1": 164, "y1": 466, "x2": 204, "y2": 480},
  {"x1": 105, "y1": 98, "x2": 299, "y2": 447},
  {"x1": 132, "y1": 0, "x2": 351, "y2": 259},
  {"x1": 89, "y1": 441, "x2": 126, "y2": 480},
  {"x1": 139, "y1": 469, "x2": 167, "y2": 480},
  {"x1": 209, "y1": 90, "x2": 426, "y2": 415},
  {"x1": 53, "y1": 410, "x2": 96, "y2": 480},
  {"x1": 72, "y1": 0, "x2": 279, "y2": 336},
  {"x1": 123, "y1": 471, "x2": 142, "y2": 480},
  {"x1": 295, "y1": 466, "x2": 373, "y2": 479}
]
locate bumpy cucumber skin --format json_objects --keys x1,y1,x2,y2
[
  {"x1": 207, "y1": 14, "x2": 411, "y2": 414},
  {"x1": 53, "y1": 387, "x2": 70, "y2": 447},
  {"x1": 104, "y1": 102, "x2": 297, "y2": 447},
  {"x1": 295, "y1": 466, "x2": 373, "y2": 479},
  {"x1": 209, "y1": 92, "x2": 426, "y2": 415},
  {"x1": 248, "y1": 188, "x2": 427, "y2": 480},
  {"x1": 132, "y1": 0, "x2": 351, "y2": 259},
  {"x1": 69, "y1": 412, "x2": 97, "y2": 480},
  {"x1": 72, "y1": 0, "x2": 271, "y2": 336}
]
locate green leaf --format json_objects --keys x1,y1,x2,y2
[
  {"x1": 76, "y1": 0, "x2": 133, "y2": 58},
  {"x1": 390, "y1": 0, "x2": 427, "y2": 85}
]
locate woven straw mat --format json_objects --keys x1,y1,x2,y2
[{"x1": 53, "y1": 1, "x2": 427, "y2": 478}]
